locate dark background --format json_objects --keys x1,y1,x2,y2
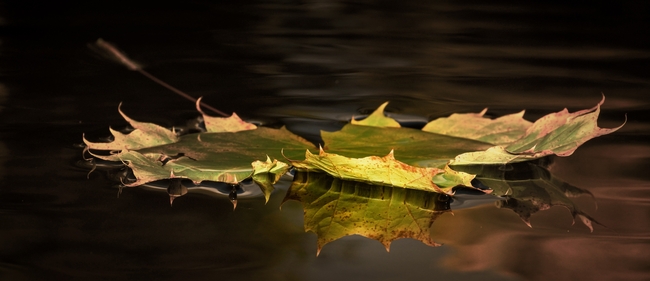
[{"x1": 1, "y1": 1, "x2": 649, "y2": 280}]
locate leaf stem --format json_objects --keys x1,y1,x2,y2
[{"x1": 94, "y1": 38, "x2": 229, "y2": 117}]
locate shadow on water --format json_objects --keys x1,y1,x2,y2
[{"x1": 1, "y1": 0, "x2": 650, "y2": 280}]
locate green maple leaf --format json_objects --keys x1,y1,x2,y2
[
  {"x1": 118, "y1": 127, "x2": 315, "y2": 202},
  {"x1": 289, "y1": 148, "x2": 475, "y2": 194},
  {"x1": 322, "y1": 124, "x2": 491, "y2": 168}
]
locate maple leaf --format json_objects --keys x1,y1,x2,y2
[
  {"x1": 119, "y1": 127, "x2": 314, "y2": 202},
  {"x1": 289, "y1": 148, "x2": 475, "y2": 194},
  {"x1": 84, "y1": 103, "x2": 315, "y2": 202},
  {"x1": 422, "y1": 108, "x2": 532, "y2": 145},
  {"x1": 450, "y1": 95, "x2": 625, "y2": 165},
  {"x1": 83, "y1": 103, "x2": 178, "y2": 157},
  {"x1": 321, "y1": 124, "x2": 492, "y2": 168},
  {"x1": 505, "y1": 95, "x2": 624, "y2": 156}
]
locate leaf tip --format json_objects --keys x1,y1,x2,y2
[
  {"x1": 117, "y1": 102, "x2": 134, "y2": 124},
  {"x1": 195, "y1": 96, "x2": 206, "y2": 115},
  {"x1": 350, "y1": 101, "x2": 400, "y2": 127},
  {"x1": 599, "y1": 92, "x2": 606, "y2": 105},
  {"x1": 575, "y1": 212, "x2": 602, "y2": 232},
  {"x1": 378, "y1": 101, "x2": 390, "y2": 110},
  {"x1": 385, "y1": 149, "x2": 395, "y2": 160},
  {"x1": 81, "y1": 133, "x2": 92, "y2": 147}
]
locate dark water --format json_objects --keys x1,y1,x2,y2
[{"x1": 1, "y1": 1, "x2": 649, "y2": 280}]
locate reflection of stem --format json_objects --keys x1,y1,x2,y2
[{"x1": 93, "y1": 39, "x2": 228, "y2": 117}]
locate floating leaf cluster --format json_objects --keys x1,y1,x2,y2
[{"x1": 84, "y1": 96, "x2": 623, "y2": 252}]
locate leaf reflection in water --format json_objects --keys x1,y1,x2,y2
[
  {"x1": 454, "y1": 160, "x2": 600, "y2": 231},
  {"x1": 285, "y1": 159, "x2": 600, "y2": 254},
  {"x1": 81, "y1": 151, "x2": 600, "y2": 255},
  {"x1": 283, "y1": 171, "x2": 452, "y2": 255}
]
